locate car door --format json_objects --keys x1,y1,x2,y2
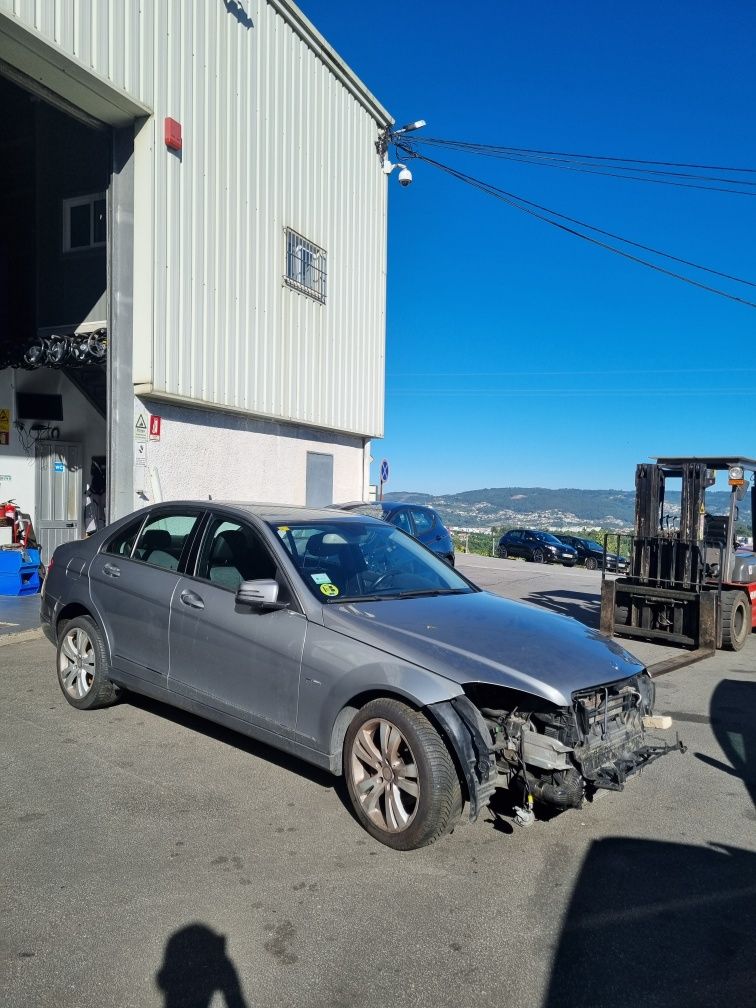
[
  {"x1": 168, "y1": 512, "x2": 306, "y2": 738},
  {"x1": 506, "y1": 531, "x2": 524, "y2": 558},
  {"x1": 89, "y1": 508, "x2": 204, "y2": 687}
]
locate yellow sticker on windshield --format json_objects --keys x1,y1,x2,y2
[
  {"x1": 320, "y1": 583, "x2": 339, "y2": 597},
  {"x1": 277, "y1": 526, "x2": 290, "y2": 534}
]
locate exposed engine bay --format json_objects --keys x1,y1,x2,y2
[{"x1": 465, "y1": 672, "x2": 683, "y2": 814}]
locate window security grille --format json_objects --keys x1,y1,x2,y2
[{"x1": 284, "y1": 228, "x2": 327, "y2": 303}]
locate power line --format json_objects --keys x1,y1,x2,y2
[
  {"x1": 394, "y1": 145, "x2": 756, "y2": 308},
  {"x1": 400, "y1": 136, "x2": 756, "y2": 175}
]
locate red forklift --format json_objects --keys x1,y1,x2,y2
[{"x1": 600, "y1": 457, "x2": 756, "y2": 653}]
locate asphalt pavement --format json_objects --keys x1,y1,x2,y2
[{"x1": 1, "y1": 560, "x2": 755, "y2": 1007}]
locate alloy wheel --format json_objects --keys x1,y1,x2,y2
[
  {"x1": 350, "y1": 718, "x2": 419, "y2": 833},
  {"x1": 58, "y1": 627, "x2": 96, "y2": 700}
]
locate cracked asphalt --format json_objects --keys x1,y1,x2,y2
[{"x1": 1, "y1": 559, "x2": 754, "y2": 1007}]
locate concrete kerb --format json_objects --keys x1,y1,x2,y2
[{"x1": 0, "y1": 627, "x2": 44, "y2": 647}]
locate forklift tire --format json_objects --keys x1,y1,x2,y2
[{"x1": 720, "y1": 591, "x2": 750, "y2": 652}]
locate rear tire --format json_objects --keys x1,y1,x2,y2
[
  {"x1": 56, "y1": 616, "x2": 121, "y2": 710},
  {"x1": 344, "y1": 698, "x2": 463, "y2": 850},
  {"x1": 497, "y1": 546, "x2": 508, "y2": 559},
  {"x1": 720, "y1": 591, "x2": 750, "y2": 652}
]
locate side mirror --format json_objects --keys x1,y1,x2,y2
[{"x1": 235, "y1": 579, "x2": 288, "y2": 610}]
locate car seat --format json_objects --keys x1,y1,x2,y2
[{"x1": 136, "y1": 529, "x2": 178, "y2": 569}]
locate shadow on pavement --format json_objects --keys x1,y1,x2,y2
[
  {"x1": 156, "y1": 923, "x2": 249, "y2": 1007},
  {"x1": 543, "y1": 838, "x2": 756, "y2": 1007},
  {"x1": 125, "y1": 692, "x2": 355, "y2": 818},
  {"x1": 524, "y1": 589, "x2": 600, "y2": 628},
  {"x1": 696, "y1": 677, "x2": 756, "y2": 808}
]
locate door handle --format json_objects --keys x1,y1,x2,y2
[
  {"x1": 180, "y1": 589, "x2": 205, "y2": 610},
  {"x1": 103, "y1": 562, "x2": 120, "y2": 578}
]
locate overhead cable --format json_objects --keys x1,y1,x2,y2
[{"x1": 394, "y1": 144, "x2": 756, "y2": 308}]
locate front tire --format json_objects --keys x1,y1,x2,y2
[
  {"x1": 720, "y1": 591, "x2": 750, "y2": 652},
  {"x1": 344, "y1": 698, "x2": 463, "y2": 850},
  {"x1": 497, "y1": 546, "x2": 508, "y2": 559},
  {"x1": 531, "y1": 548, "x2": 544, "y2": 564},
  {"x1": 56, "y1": 616, "x2": 121, "y2": 710},
  {"x1": 585, "y1": 556, "x2": 598, "y2": 571}
]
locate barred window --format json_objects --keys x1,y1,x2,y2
[{"x1": 284, "y1": 228, "x2": 327, "y2": 304}]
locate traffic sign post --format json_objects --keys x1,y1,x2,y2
[{"x1": 379, "y1": 459, "x2": 389, "y2": 500}]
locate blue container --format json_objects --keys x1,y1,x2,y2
[{"x1": 0, "y1": 547, "x2": 42, "y2": 596}]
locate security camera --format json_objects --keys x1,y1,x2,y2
[{"x1": 397, "y1": 166, "x2": 413, "y2": 187}]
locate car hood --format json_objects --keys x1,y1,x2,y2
[{"x1": 322, "y1": 591, "x2": 644, "y2": 707}]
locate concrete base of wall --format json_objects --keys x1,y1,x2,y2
[{"x1": 133, "y1": 397, "x2": 369, "y2": 509}]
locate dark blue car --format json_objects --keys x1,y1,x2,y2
[{"x1": 334, "y1": 501, "x2": 455, "y2": 565}]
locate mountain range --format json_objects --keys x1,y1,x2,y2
[{"x1": 384, "y1": 486, "x2": 749, "y2": 532}]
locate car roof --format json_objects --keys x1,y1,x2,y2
[
  {"x1": 150, "y1": 500, "x2": 384, "y2": 525},
  {"x1": 335, "y1": 500, "x2": 420, "y2": 514}
]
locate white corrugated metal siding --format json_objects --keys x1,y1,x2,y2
[{"x1": 0, "y1": 0, "x2": 390, "y2": 437}]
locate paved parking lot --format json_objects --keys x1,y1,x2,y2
[{"x1": 2, "y1": 562, "x2": 754, "y2": 1007}]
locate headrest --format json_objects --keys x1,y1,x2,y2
[
  {"x1": 141, "y1": 529, "x2": 171, "y2": 550},
  {"x1": 210, "y1": 528, "x2": 246, "y2": 563},
  {"x1": 305, "y1": 532, "x2": 350, "y2": 557}
]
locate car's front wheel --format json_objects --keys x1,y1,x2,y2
[
  {"x1": 56, "y1": 616, "x2": 121, "y2": 710},
  {"x1": 497, "y1": 545, "x2": 508, "y2": 559},
  {"x1": 531, "y1": 548, "x2": 544, "y2": 563},
  {"x1": 344, "y1": 698, "x2": 463, "y2": 850},
  {"x1": 585, "y1": 556, "x2": 598, "y2": 571}
]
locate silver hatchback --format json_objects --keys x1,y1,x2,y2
[{"x1": 42, "y1": 502, "x2": 678, "y2": 849}]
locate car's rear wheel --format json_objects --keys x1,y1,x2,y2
[
  {"x1": 56, "y1": 616, "x2": 121, "y2": 710},
  {"x1": 585, "y1": 556, "x2": 598, "y2": 571},
  {"x1": 344, "y1": 698, "x2": 463, "y2": 850},
  {"x1": 498, "y1": 546, "x2": 508, "y2": 559},
  {"x1": 531, "y1": 548, "x2": 544, "y2": 564}
]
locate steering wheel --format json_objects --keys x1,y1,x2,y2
[{"x1": 370, "y1": 570, "x2": 401, "y2": 590}]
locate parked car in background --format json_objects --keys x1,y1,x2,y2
[
  {"x1": 334, "y1": 501, "x2": 455, "y2": 565},
  {"x1": 497, "y1": 529, "x2": 578, "y2": 567},
  {"x1": 41, "y1": 501, "x2": 676, "y2": 850},
  {"x1": 557, "y1": 535, "x2": 629, "y2": 573}
]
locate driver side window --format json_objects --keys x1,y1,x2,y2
[{"x1": 196, "y1": 517, "x2": 279, "y2": 594}]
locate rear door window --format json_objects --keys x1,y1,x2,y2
[
  {"x1": 391, "y1": 509, "x2": 413, "y2": 535},
  {"x1": 410, "y1": 508, "x2": 435, "y2": 535},
  {"x1": 104, "y1": 516, "x2": 144, "y2": 558},
  {"x1": 133, "y1": 512, "x2": 201, "y2": 571}
]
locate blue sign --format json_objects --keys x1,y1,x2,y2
[
  {"x1": 380, "y1": 459, "x2": 389, "y2": 484},
  {"x1": 54, "y1": 462, "x2": 65, "y2": 473}
]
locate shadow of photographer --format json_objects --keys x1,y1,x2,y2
[{"x1": 156, "y1": 923, "x2": 249, "y2": 1008}]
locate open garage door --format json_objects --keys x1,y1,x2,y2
[{"x1": 0, "y1": 72, "x2": 111, "y2": 558}]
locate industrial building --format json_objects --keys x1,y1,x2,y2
[{"x1": 0, "y1": 0, "x2": 391, "y2": 559}]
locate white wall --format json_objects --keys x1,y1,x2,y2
[
  {"x1": 0, "y1": 368, "x2": 106, "y2": 531},
  {"x1": 1, "y1": 0, "x2": 391, "y2": 439},
  {"x1": 133, "y1": 397, "x2": 367, "y2": 510}
]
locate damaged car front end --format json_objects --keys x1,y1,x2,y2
[{"x1": 431, "y1": 670, "x2": 684, "y2": 823}]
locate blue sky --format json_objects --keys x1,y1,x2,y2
[{"x1": 298, "y1": 1, "x2": 756, "y2": 493}]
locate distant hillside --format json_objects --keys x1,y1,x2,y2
[{"x1": 383, "y1": 486, "x2": 747, "y2": 532}]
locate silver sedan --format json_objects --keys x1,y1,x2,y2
[{"x1": 41, "y1": 502, "x2": 678, "y2": 849}]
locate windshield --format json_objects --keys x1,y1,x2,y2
[
  {"x1": 537, "y1": 533, "x2": 565, "y2": 546},
  {"x1": 585, "y1": 540, "x2": 604, "y2": 551},
  {"x1": 269, "y1": 520, "x2": 475, "y2": 602}
]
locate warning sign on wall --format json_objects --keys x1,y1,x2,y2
[
  {"x1": 0, "y1": 407, "x2": 10, "y2": 447},
  {"x1": 134, "y1": 413, "x2": 148, "y2": 441}
]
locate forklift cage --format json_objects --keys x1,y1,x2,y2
[{"x1": 600, "y1": 457, "x2": 756, "y2": 651}]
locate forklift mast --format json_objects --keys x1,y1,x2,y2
[
  {"x1": 601, "y1": 456, "x2": 756, "y2": 653},
  {"x1": 631, "y1": 461, "x2": 709, "y2": 591}
]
